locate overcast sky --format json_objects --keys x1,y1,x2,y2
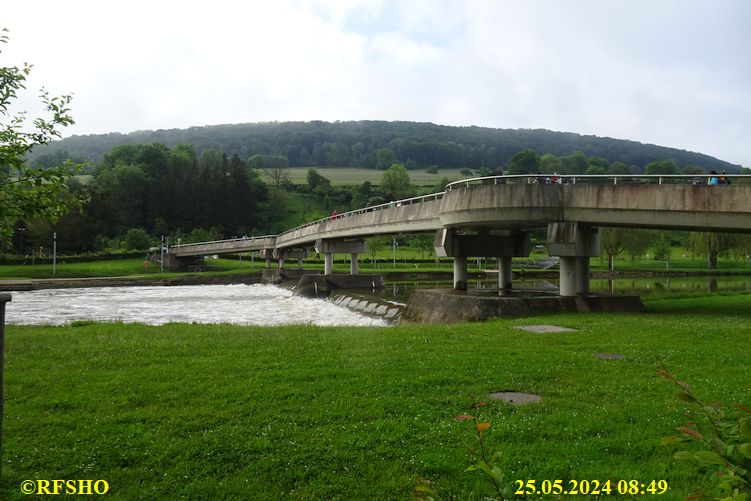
[{"x1": 4, "y1": 0, "x2": 750, "y2": 166}]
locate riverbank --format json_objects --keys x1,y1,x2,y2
[
  {"x1": 2, "y1": 294, "x2": 749, "y2": 500},
  {"x1": 0, "y1": 272, "x2": 265, "y2": 291},
  {"x1": 3, "y1": 267, "x2": 750, "y2": 291}
]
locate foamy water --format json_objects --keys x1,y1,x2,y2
[{"x1": 5, "y1": 284, "x2": 387, "y2": 327}]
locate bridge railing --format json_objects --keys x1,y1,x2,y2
[
  {"x1": 445, "y1": 173, "x2": 751, "y2": 190},
  {"x1": 170, "y1": 234, "x2": 277, "y2": 249},
  {"x1": 276, "y1": 191, "x2": 446, "y2": 240}
]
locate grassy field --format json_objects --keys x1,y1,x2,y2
[
  {"x1": 1, "y1": 294, "x2": 750, "y2": 499},
  {"x1": 281, "y1": 167, "x2": 470, "y2": 187}
]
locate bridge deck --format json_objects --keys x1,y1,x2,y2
[{"x1": 169, "y1": 174, "x2": 751, "y2": 257}]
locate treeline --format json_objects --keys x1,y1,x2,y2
[
  {"x1": 18, "y1": 144, "x2": 269, "y2": 253},
  {"x1": 12, "y1": 143, "x2": 424, "y2": 255},
  {"x1": 29, "y1": 121, "x2": 741, "y2": 173},
  {"x1": 10, "y1": 140, "x2": 751, "y2": 266}
]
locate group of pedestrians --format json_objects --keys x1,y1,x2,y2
[{"x1": 708, "y1": 170, "x2": 731, "y2": 185}]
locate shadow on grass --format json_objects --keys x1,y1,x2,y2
[{"x1": 645, "y1": 293, "x2": 751, "y2": 318}]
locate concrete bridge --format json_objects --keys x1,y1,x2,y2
[{"x1": 168, "y1": 174, "x2": 751, "y2": 297}]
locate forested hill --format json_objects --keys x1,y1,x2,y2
[{"x1": 29, "y1": 120, "x2": 740, "y2": 172}]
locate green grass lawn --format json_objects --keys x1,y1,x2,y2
[{"x1": 1, "y1": 294, "x2": 750, "y2": 499}]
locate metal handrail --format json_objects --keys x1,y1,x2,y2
[
  {"x1": 171, "y1": 234, "x2": 277, "y2": 249},
  {"x1": 445, "y1": 173, "x2": 751, "y2": 190},
  {"x1": 276, "y1": 191, "x2": 446, "y2": 239}
]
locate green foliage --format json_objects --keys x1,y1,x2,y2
[
  {"x1": 25, "y1": 121, "x2": 740, "y2": 174},
  {"x1": 645, "y1": 159, "x2": 678, "y2": 175},
  {"x1": 688, "y1": 233, "x2": 742, "y2": 270},
  {"x1": 653, "y1": 234, "x2": 672, "y2": 262},
  {"x1": 0, "y1": 28, "x2": 84, "y2": 244},
  {"x1": 659, "y1": 369, "x2": 751, "y2": 500},
  {"x1": 82, "y1": 144, "x2": 268, "y2": 247},
  {"x1": 380, "y1": 163, "x2": 413, "y2": 200},
  {"x1": 455, "y1": 397, "x2": 511, "y2": 499},
  {"x1": 599, "y1": 227, "x2": 657, "y2": 268},
  {"x1": 122, "y1": 228, "x2": 153, "y2": 251},
  {"x1": 508, "y1": 149, "x2": 540, "y2": 175}
]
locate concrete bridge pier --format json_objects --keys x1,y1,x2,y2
[
  {"x1": 452, "y1": 257, "x2": 468, "y2": 290},
  {"x1": 273, "y1": 248, "x2": 308, "y2": 271},
  {"x1": 435, "y1": 229, "x2": 531, "y2": 291},
  {"x1": 260, "y1": 249, "x2": 274, "y2": 269},
  {"x1": 547, "y1": 222, "x2": 599, "y2": 296},
  {"x1": 315, "y1": 239, "x2": 367, "y2": 275},
  {"x1": 497, "y1": 256, "x2": 513, "y2": 291}
]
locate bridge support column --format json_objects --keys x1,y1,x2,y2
[
  {"x1": 498, "y1": 256, "x2": 513, "y2": 291},
  {"x1": 453, "y1": 257, "x2": 468, "y2": 291},
  {"x1": 435, "y1": 229, "x2": 531, "y2": 291},
  {"x1": 272, "y1": 248, "x2": 308, "y2": 272},
  {"x1": 315, "y1": 239, "x2": 367, "y2": 276},
  {"x1": 547, "y1": 222, "x2": 599, "y2": 297},
  {"x1": 324, "y1": 253, "x2": 334, "y2": 275},
  {"x1": 260, "y1": 249, "x2": 274, "y2": 269}
]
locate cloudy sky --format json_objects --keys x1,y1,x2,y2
[{"x1": 4, "y1": 0, "x2": 750, "y2": 166}]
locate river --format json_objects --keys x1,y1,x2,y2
[
  {"x1": 5, "y1": 284, "x2": 387, "y2": 327},
  {"x1": 6, "y1": 275, "x2": 749, "y2": 327}
]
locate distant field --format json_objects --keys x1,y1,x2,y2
[{"x1": 280, "y1": 167, "x2": 472, "y2": 187}]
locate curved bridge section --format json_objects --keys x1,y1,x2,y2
[
  {"x1": 439, "y1": 182, "x2": 751, "y2": 232},
  {"x1": 168, "y1": 174, "x2": 751, "y2": 296}
]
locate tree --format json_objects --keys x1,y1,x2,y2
[
  {"x1": 645, "y1": 159, "x2": 677, "y2": 175},
  {"x1": 0, "y1": 29, "x2": 82, "y2": 244},
  {"x1": 376, "y1": 147, "x2": 395, "y2": 170},
  {"x1": 380, "y1": 163, "x2": 413, "y2": 200},
  {"x1": 689, "y1": 232, "x2": 735, "y2": 269},
  {"x1": 306, "y1": 168, "x2": 331, "y2": 193},
  {"x1": 508, "y1": 149, "x2": 540, "y2": 174}
]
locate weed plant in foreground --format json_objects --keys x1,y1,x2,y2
[{"x1": 0, "y1": 294, "x2": 749, "y2": 499}]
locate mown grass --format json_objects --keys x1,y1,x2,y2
[{"x1": 1, "y1": 294, "x2": 750, "y2": 499}]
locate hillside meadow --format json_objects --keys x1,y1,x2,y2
[
  {"x1": 1, "y1": 293, "x2": 749, "y2": 499},
  {"x1": 281, "y1": 167, "x2": 469, "y2": 187}
]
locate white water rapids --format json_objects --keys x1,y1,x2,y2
[{"x1": 5, "y1": 284, "x2": 387, "y2": 327}]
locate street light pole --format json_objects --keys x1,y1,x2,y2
[{"x1": 52, "y1": 232, "x2": 57, "y2": 276}]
